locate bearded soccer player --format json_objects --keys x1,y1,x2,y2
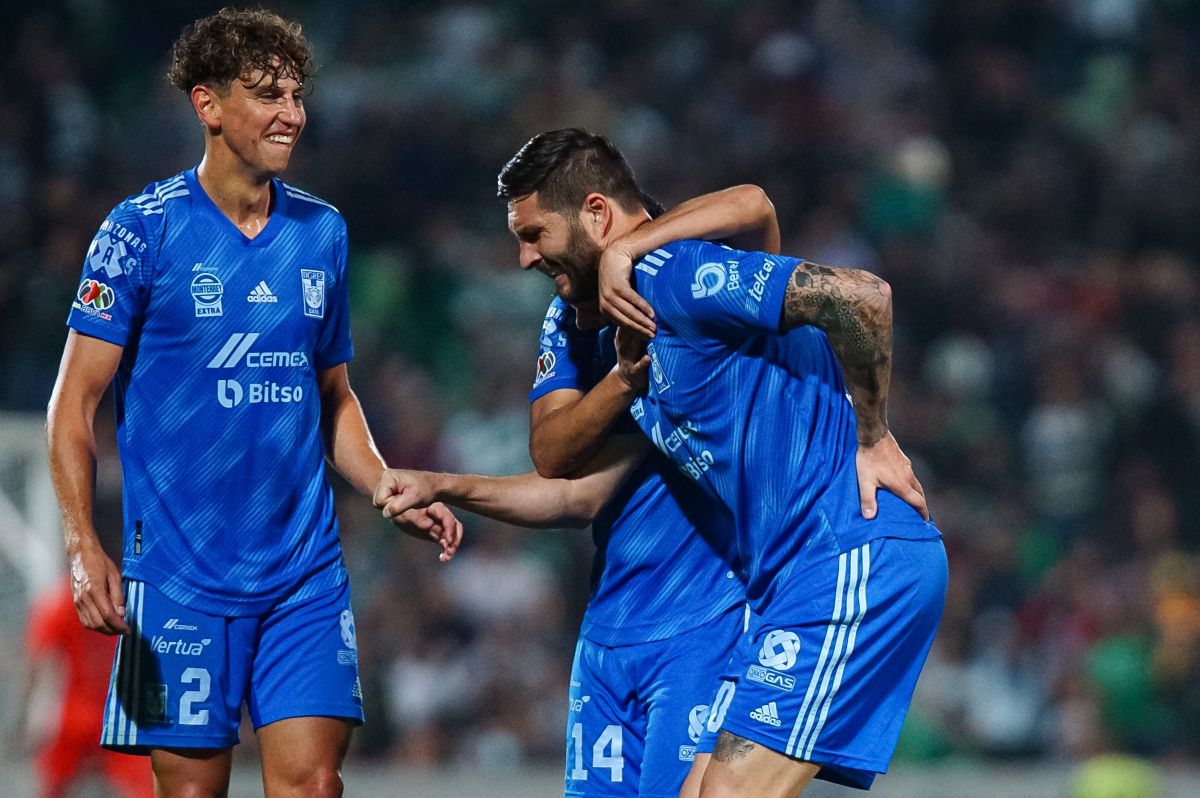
[
  {"x1": 491, "y1": 129, "x2": 944, "y2": 797},
  {"x1": 373, "y1": 180, "x2": 780, "y2": 798},
  {"x1": 45, "y1": 9, "x2": 459, "y2": 796}
]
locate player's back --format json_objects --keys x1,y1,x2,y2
[
  {"x1": 69, "y1": 169, "x2": 354, "y2": 615},
  {"x1": 629, "y1": 240, "x2": 939, "y2": 608}
]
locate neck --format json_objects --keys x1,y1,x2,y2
[
  {"x1": 573, "y1": 300, "x2": 605, "y2": 329},
  {"x1": 606, "y1": 207, "x2": 652, "y2": 243},
  {"x1": 196, "y1": 149, "x2": 275, "y2": 233}
]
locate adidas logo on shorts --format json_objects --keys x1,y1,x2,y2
[{"x1": 750, "y1": 701, "x2": 783, "y2": 727}]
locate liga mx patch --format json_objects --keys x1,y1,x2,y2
[
  {"x1": 534, "y1": 350, "x2": 556, "y2": 387},
  {"x1": 301, "y1": 269, "x2": 325, "y2": 319},
  {"x1": 74, "y1": 278, "x2": 115, "y2": 320}
]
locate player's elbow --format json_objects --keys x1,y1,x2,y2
[
  {"x1": 870, "y1": 274, "x2": 893, "y2": 318},
  {"x1": 557, "y1": 484, "x2": 607, "y2": 528},
  {"x1": 530, "y1": 440, "x2": 575, "y2": 480},
  {"x1": 732, "y1": 184, "x2": 773, "y2": 215}
]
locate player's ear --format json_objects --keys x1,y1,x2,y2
[
  {"x1": 580, "y1": 193, "x2": 611, "y2": 238},
  {"x1": 192, "y1": 84, "x2": 222, "y2": 132}
]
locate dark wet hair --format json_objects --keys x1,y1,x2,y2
[
  {"x1": 166, "y1": 7, "x2": 312, "y2": 92},
  {"x1": 497, "y1": 128, "x2": 662, "y2": 216}
]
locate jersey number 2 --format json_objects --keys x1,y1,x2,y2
[{"x1": 179, "y1": 667, "x2": 211, "y2": 726}]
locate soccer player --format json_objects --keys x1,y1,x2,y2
[
  {"x1": 495, "y1": 129, "x2": 944, "y2": 797},
  {"x1": 44, "y1": 9, "x2": 460, "y2": 797},
  {"x1": 376, "y1": 179, "x2": 780, "y2": 798}
]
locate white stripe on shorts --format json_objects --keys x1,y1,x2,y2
[
  {"x1": 786, "y1": 544, "x2": 871, "y2": 758},
  {"x1": 130, "y1": 581, "x2": 145, "y2": 745}
]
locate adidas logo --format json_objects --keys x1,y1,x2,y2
[
  {"x1": 750, "y1": 701, "x2": 783, "y2": 727},
  {"x1": 247, "y1": 281, "x2": 278, "y2": 303}
]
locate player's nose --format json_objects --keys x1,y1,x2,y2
[
  {"x1": 518, "y1": 243, "x2": 541, "y2": 271},
  {"x1": 278, "y1": 100, "x2": 303, "y2": 126}
]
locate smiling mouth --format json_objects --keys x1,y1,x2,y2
[{"x1": 266, "y1": 134, "x2": 295, "y2": 145}]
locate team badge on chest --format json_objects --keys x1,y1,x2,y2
[{"x1": 301, "y1": 269, "x2": 325, "y2": 319}]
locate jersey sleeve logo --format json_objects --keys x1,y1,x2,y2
[
  {"x1": 73, "y1": 279, "x2": 116, "y2": 320},
  {"x1": 691, "y1": 262, "x2": 727, "y2": 299},
  {"x1": 533, "y1": 351, "x2": 557, "y2": 387},
  {"x1": 301, "y1": 269, "x2": 325, "y2": 318},
  {"x1": 87, "y1": 235, "x2": 138, "y2": 279}
]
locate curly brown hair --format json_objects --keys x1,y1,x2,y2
[{"x1": 166, "y1": 7, "x2": 312, "y2": 93}]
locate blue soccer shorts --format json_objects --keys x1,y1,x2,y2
[
  {"x1": 564, "y1": 604, "x2": 745, "y2": 798},
  {"x1": 101, "y1": 578, "x2": 363, "y2": 752},
  {"x1": 707, "y1": 537, "x2": 947, "y2": 790}
]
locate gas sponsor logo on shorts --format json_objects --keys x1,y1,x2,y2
[
  {"x1": 750, "y1": 701, "x2": 783, "y2": 727},
  {"x1": 337, "y1": 650, "x2": 358, "y2": 666},
  {"x1": 746, "y1": 665, "x2": 796, "y2": 692},
  {"x1": 758, "y1": 629, "x2": 802, "y2": 671},
  {"x1": 150, "y1": 636, "x2": 212, "y2": 656},
  {"x1": 678, "y1": 745, "x2": 698, "y2": 761}
]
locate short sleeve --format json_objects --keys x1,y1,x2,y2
[
  {"x1": 66, "y1": 204, "x2": 155, "y2": 346},
  {"x1": 646, "y1": 240, "x2": 800, "y2": 342},
  {"x1": 313, "y1": 218, "x2": 354, "y2": 369},
  {"x1": 528, "y1": 297, "x2": 601, "y2": 403}
]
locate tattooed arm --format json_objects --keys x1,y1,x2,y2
[
  {"x1": 782, "y1": 263, "x2": 928, "y2": 520},
  {"x1": 781, "y1": 263, "x2": 892, "y2": 445}
]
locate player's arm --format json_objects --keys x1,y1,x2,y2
[
  {"x1": 375, "y1": 435, "x2": 649, "y2": 529},
  {"x1": 46, "y1": 331, "x2": 130, "y2": 635},
  {"x1": 317, "y1": 364, "x2": 462, "y2": 561},
  {"x1": 781, "y1": 263, "x2": 928, "y2": 520},
  {"x1": 317, "y1": 363, "x2": 387, "y2": 495},
  {"x1": 600, "y1": 184, "x2": 779, "y2": 335},
  {"x1": 531, "y1": 374, "x2": 645, "y2": 478}
]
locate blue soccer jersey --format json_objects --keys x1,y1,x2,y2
[
  {"x1": 628, "y1": 242, "x2": 941, "y2": 610},
  {"x1": 531, "y1": 297, "x2": 742, "y2": 645},
  {"x1": 68, "y1": 168, "x2": 353, "y2": 616}
]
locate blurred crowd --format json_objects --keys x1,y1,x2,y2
[{"x1": 4, "y1": 0, "x2": 1200, "y2": 773}]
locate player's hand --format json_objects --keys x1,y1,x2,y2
[
  {"x1": 599, "y1": 244, "x2": 657, "y2": 337},
  {"x1": 373, "y1": 470, "x2": 462, "y2": 562},
  {"x1": 393, "y1": 502, "x2": 463, "y2": 563},
  {"x1": 855, "y1": 433, "x2": 929, "y2": 521},
  {"x1": 70, "y1": 544, "x2": 130, "y2": 635},
  {"x1": 373, "y1": 468, "x2": 438, "y2": 515},
  {"x1": 614, "y1": 327, "x2": 651, "y2": 393}
]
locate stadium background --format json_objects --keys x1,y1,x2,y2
[{"x1": 2, "y1": 0, "x2": 1200, "y2": 795}]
